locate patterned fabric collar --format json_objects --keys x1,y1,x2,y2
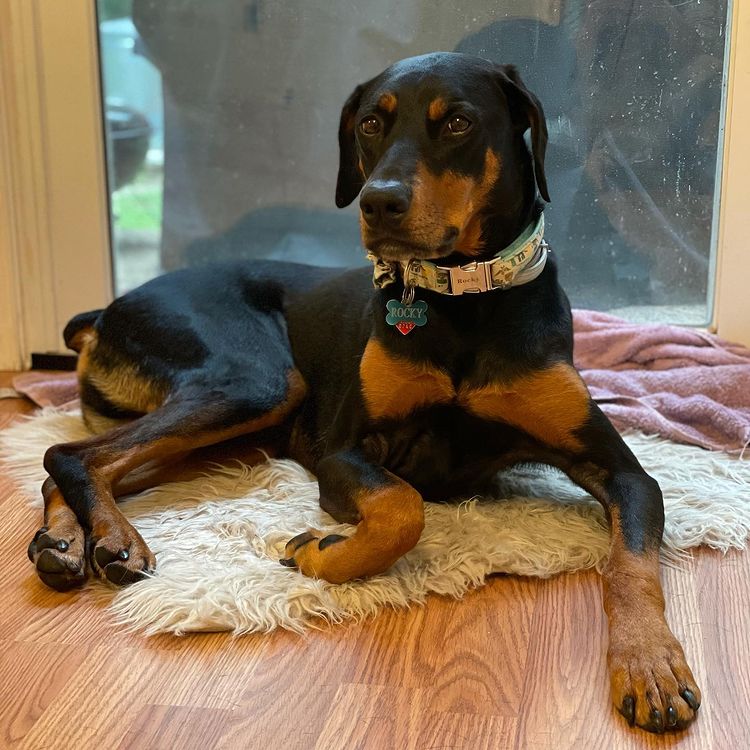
[{"x1": 366, "y1": 214, "x2": 548, "y2": 297}]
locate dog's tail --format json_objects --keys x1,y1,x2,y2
[{"x1": 63, "y1": 309, "x2": 104, "y2": 353}]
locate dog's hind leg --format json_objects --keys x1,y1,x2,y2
[
  {"x1": 27, "y1": 478, "x2": 89, "y2": 591},
  {"x1": 28, "y1": 445, "x2": 206, "y2": 590},
  {"x1": 30, "y1": 369, "x2": 305, "y2": 589},
  {"x1": 28, "y1": 442, "x2": 259, "y2": 591}
]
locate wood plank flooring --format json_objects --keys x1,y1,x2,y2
[{"x1": 0, "y1": 372, "x2": 748, "y2": 749}]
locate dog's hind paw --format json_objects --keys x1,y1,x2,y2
[
  {"x1": 88, "y1": 522, "x2": 156, "y2": 586},
  {"x1": 28, "y1": 522, "x2": 88, "y2": 591}
]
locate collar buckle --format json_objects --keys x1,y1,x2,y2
[{"x1": 448, "y1": 261, "x2": 493, "y2": 295}]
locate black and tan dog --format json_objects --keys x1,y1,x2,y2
[{"x1": 28, "y1": 53, "x2": 699, "y2": 733}]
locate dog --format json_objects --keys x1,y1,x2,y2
[{"x1": 27, "y1": 52, "x2": 699, "y2": 733}]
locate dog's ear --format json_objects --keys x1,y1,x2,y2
[
  {"x1": 335, "y1": 83, "x2": 367, "y2": 208},
  {"x1": 496, "y1": 65, "x2": 550, "y2": 203}
]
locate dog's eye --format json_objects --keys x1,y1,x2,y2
[
  {"x1": 446, "y1": 116, "x2": 472, "y2": 135},
  {"x1": 359, "y1": 116, "x2": 381, "y2": 136}
]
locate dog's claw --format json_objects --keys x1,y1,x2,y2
[
  {"x1": 621, "y1": 696, "x2": 635, "y2": 726},
  {"x1": 681, "y1": 689, "x2": 700, "y2": 711},
  {"x1": 286, "y1": 531, "x2": 317, "y2": 552},
  {"x1": 650, "y1": 709, "x2": 664, "y2": 733},
  {"x1": 666, "y1": 705, "x2": 678, "y2": 728},
  {"x1": 27, "y1": 527, "x2": 49, "y2": 561}
]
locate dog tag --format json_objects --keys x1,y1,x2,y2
[{"x1": 385, "y1": 299, "x2": 428, "y2": 336}]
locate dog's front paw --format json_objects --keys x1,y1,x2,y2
[
  {"x1": 609, "y1": 628, "x2": 701, "y2": 733},
  {"x1": 279, "y1": 529, "x2": 349, "y2": 582}
]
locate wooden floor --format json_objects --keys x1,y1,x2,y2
[{"x1": 1, "y1": 372, "x2": 748, "y2": 750}]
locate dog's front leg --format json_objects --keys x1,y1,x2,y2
[
  {"x1": 281, "y1": 448, "x2": 424, "y2": 583},
  {"x1": 569, "y1": 407, "x2": 701, "y2": 733}
]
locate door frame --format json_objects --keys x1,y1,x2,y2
[
  {"x1": 713, "y1": 0, "x2": 750, "y2": 346},
  {"x1": 0, "y1": 0, "x2": 112, "y2": 370}
]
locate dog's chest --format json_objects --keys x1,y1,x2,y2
[{"x1": 359, "y1": 338, "x2": 590, "y2": 452}]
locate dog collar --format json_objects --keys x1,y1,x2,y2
[{"x1": 367, "y1": 214, "x2": 548, "y2": 298}]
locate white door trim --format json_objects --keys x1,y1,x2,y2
[
  {"x1": 0, "y1": 0, "x2": 112, "y2": 370},
  {"x1": 0, "y1": 51, "x2": 24, "y2": 370},
  {"x1": 712, "y1": 0, "x2": 750, "y2": 346}
]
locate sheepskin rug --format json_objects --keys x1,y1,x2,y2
[{"x1": 1, "y1": 408, "x2": 748, "y2": 635}]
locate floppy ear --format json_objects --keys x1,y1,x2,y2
[
  {"x1": 497, "y1": 65, "x2": 550, "y2": 202},
  {"x1": 335, "y1": 84, "x2": 367, "y2": 208}
]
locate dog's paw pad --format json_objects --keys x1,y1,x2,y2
[{"x1": 318, "y1": 534, "x2": 347, "y2": 550}]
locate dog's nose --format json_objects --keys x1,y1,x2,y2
[{"x1": 359, "y1": 181, "x2": 411, "y2": 227}]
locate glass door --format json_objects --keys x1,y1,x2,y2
[{"x1": 97, "y1": 0, "x2": 732, "y2": 325}]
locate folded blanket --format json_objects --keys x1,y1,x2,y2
[
  {"x1": 574, "y1": 310, "x2": 750, "y2": 454},
  {"x1": 12, "y1": 371, "x2": 78, "y2": 411},
  {"x1": 12, "y1": 311, "x2": 750, "y2": 454}
]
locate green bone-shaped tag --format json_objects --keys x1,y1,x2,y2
[{"x1": 385, "y1": 299, "x2": 428, "y2": 336}]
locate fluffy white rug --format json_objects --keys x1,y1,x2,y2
[{"x1": 1, "y1": 408, "x2": 748, "y2": 635}]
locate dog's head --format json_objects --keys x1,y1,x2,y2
[{"x1": 336, "y1": 52, "x2": 549, "y2": 262}]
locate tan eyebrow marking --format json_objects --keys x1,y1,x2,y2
[
  {"x1": 427, "y1": 97, "x2": 448, "y2": 120},
  {"x1": 377, "y1": 92, "x2": 397, "y2": 113}
]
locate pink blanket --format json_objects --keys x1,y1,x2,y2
[
  {"x1": 574, "y1": 310, "x2": 750, "y2": 453},
  {"x1": 12, "y1": 371, "x2": 79, "y2": 411}
]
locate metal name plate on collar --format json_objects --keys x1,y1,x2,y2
[{"x1": 448, "y1": 261, "x2": 493, "y2": 294}]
